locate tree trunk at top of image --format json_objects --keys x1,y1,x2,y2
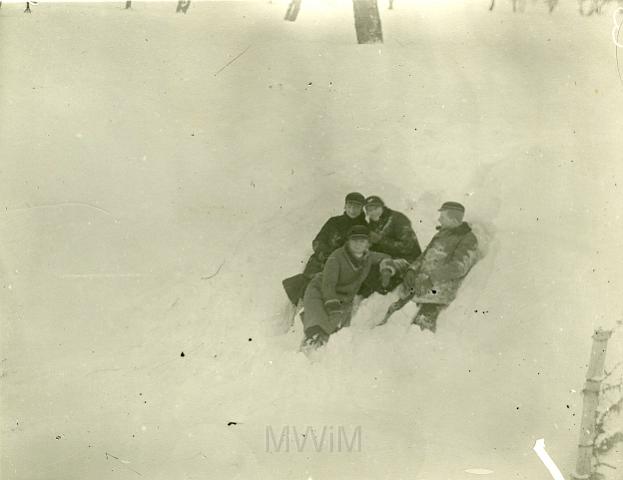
[
  {"x1": 546, "y1": 0, "x2": 558, "y2": 13},
  {"x1": 284, "y1": 0, "x2": 302, "y2": 21},
  {"x1": 125, "y1": 1, "x2": 131, "y2": 9},
  {"x1": 352, "y1": 0, "x2": 384, "y2": 44},
  {"x1": 176, "y1": 0, "x2": 191, "y2": 14}
]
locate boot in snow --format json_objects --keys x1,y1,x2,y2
[
  {"x1": 411, "y1": 304, "x2": 444, "y2": 333},
  {"x1": 300, "y1": 326, "x2": 329, "y2": 352}
]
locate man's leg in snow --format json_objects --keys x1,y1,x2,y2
[
  {"x1": 301, "y1": 306, "x2": 352, "y2": 350},
  {"x1": 301, "y1": 287, "x2": 335, "y2": 350},
  {"x1": 293, "y1": 253, "x2": 324, "y2": 303},
  {"x1": 412, "y1": 304, "x2": 445, "y2": 333},
  {"x1": 302, "y1": 253, "x2": 324, "y2": 278},
  {"x1": 282, "y1": 274, "x2": 309, "y2": 306},
  {"x1": 283, "y1": 253, "x2": 325, "y2": 307}
]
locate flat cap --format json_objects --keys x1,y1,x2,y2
[
  {"x1": 345, "y1": 192, "x2": 365, "y2": 205},
  {"x1": 364, "y1": 195, "x2": 385, "y2": 208},
  {"x1": 438, "y1": 201, "x2": 465, "y2": 213},
  {"x1": 347, "y1": 225, "x2": 369, "y2": 240}
]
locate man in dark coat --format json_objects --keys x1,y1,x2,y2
[
  {"x1": 282, "y1": 192, "x2": 368, "y2": 306},
  {"x1": 400, "y1": 201, "x2": 479, "y2": 332},
  {"x1": 301, "y1": 225, "x2": 408, "y2": 350},
  {"x1": 358, "y1": 195, "x2": 422, "y2": 298}
]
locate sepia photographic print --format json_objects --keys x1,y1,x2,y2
[{"x1": 1, "y1": 0, "x2": 622, "y2": 479}]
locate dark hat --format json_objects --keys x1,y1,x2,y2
[
  {"x1": 347, "y1": 225, "x2": 369, "y2": 240},
  {"x1": 365, "y1": 195, "x2": 385, "y2": 208},
  {"x1": 438, "y1": 201, "x2": 465, "y2": 214},
  {"x1": 345, "y1": 192, "x2": 365, "y2": 205}
]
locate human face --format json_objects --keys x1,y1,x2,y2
[
  {"x1": 365, "y1": 205, "x2": 383, "y2": 222},
  {"x1": 344, "y1": 202, "x2": 363, "y2": 219},
  {"x1": 438, "y1": 210, "x2": 459, "y2": 229},
  {"x1": 348, "y1": 238, "x2": 369, "y2": 255}
]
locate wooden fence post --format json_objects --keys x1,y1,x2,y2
[{"x1": 571, "y1": 328, "x2": 613, "y2": 480}]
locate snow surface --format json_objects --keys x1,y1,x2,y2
[{"x1": 1, "y1": 1, "x2": 622, "y2": 479}]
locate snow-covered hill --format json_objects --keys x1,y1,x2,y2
[{"x1": 1, "y1": 1, "x2": 622, "y2": 479}]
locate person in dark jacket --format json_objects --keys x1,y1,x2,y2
[
  {"x1": 399, "y1": 201, "x2": 479, "y2": 332},
  {"x1": 358, "y1": 195, "x2": 422, "y2": 298},
  {"x1": 301, "y1": 225, "x2": 408, "y2": 350},
  {"x1": 282, "y1": 192, "x2": 368, "y2": 306}
]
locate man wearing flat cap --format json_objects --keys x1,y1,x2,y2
[
  {"x1": 301, "y1": 225, "x2": 408, "y2": 350},
  {"x1": 398, "y1": 201, "x2": 479, "y2": 332},
  {"x1": 282, "y1": 192, "x2": 368, "y2": 306},
  {"x1": 358, "y1": 195, "x2": 422, "y2": 298}
]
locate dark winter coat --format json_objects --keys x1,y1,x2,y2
[
  {"x1": 312, "y1": 212, "x2": 368, "y2": 258},
  {"x1": 368, "y1": 207, "x2": 421, "y2": 262},
  {"x1": 302, "y1": 212, "x2": 368, "y2": 277},
  {"x1": 282, "y1": 212, "x2": 368, "y2": 305},
  {"x1": 405, "y1": 222, "x2": 479, "y2": 305},
  {"x1": 303, "y1": 246, "x2": 391, "y2": 334}
]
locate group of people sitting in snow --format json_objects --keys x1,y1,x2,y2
[{"x1": 282, "y1": 192, "x2": 480, "y2": 350}]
